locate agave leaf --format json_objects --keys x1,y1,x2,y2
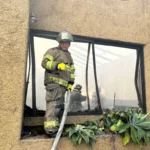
[
  {"x1": 143, "y1": 133, "x2": 149, "y2": 143},
  {"x1": 137, "y1": 121, "x2": 150, "y2": 129},
  {"x1": 135, "y1": 113, "x2": 150, "y2": 124},
  {"x1": 146, "y1": 131, "x2": 150, "y2": 137},
  {"x1": 80, "y1": 133, "x2": 90, "y2": 144},
  {"x1": 135, "y1": 126, "x2": 146, "y2": 141},
  {"x1": 71, "y1": 134, "x2": 79, "y2": 146},
  {"x1": 89, "y1": 140, "x2": 93, "y2": 148},
  {"x1": 78, "y1": 137, "x2": 82, "y2": 145},
  {"x1": 69, "y1": 128, "x2": 77, "y2": 138},
  {"x1": 130, "y1": 127, "x2": 139, "y2": 144},
  {"x1": 81, "y1": 129, "x2": 96, "y2": 140},
  {"x1": 122, "y1": 133, "x2": 130, "y2": 145},
  {"x1": 132, "y1": 113, "x2": 140, "y2": 124}
]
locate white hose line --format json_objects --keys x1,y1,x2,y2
[{"x1": 51, "y1": 90, "x2": 71, "y2": 150}]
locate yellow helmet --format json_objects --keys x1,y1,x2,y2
[{"x1": 56, "y1": 30, "x2": 73, "y2": 42}]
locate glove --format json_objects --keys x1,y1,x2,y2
[
  {"x1": 57, "y1": 63, "x2": 66, "y2": 70},
  {"x1": 67, "y1": 84, "x2": 73, "y2": 90}
]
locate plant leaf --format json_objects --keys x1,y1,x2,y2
[
  {"x1": 143, "y1": 133, "x2": 149, "y2": 143},
  {"x1": 130, "y1": 127, "x2": 139, "y2": 144},
  {"x1": 117, "y1": 120, "x2": 124, "y2": 127},
  {"x1": 122, "y1": 133, "x2": 130, "y2": 146},
  {"x1": 136, "y1": 126, "x2": 146, "y2": 141},
  {"x1": 118, "y1": 123, "x2": 130, "y2": 133},
  {"x1": 71, "y1": 134, "x2": 78, "y2": 146},
  {"x1": 78, "y1": 137, "x2": 82, "y2": 145},
  {"x1": 80, "y1": 133, "x2": 90, "y2": 144},
  {"x1": 110, "y1": 124, "x2": 118, "y2": 132},
  {"x1": 135, "y1": 113, "x2": 149, "y2": 124},
  {"x1": 146, "y1": 131, "x2": 150, "y2": 137},
  {"x1": 137, "y1": 121, "x2": 150, "y2": 129},
  {"x1": 69, "y1": 128, "x2": 77, "y2": 138}
]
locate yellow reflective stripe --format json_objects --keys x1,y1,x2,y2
[
  {"x1": 45, "y1": 76, "x2": 68, "y2": 87},
  {"x1": 44, "y1": 120, "x2": 59, "y2": 129},
  {"x1": 66, "y1": 65, "x2": 75, "y2": 72},
  {"x1": 71, "y1": 65, "x2": 75, "y2": 71},
  {"x1": 66, "y1": 65, "x2": 71, "y2": 72},
  {"x1": 70, "y1": 74, "x2": 75, "y2": 79},
  {"x1": 46, "y1": 61, "x2": 53, "y2": 70},
  {"x1": 43, "y1": 55, "x2": 54, "y2": 61}
]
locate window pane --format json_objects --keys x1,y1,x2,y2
[
  {"x1": 26, "y1": 37, "x2": 58, "y2": 110},
  {"x1": 26, "y1": 37, "x2": 138, "y2": 112},
  {"x1": 94, "y1": 45, "x2": 138, "y2": 110}
]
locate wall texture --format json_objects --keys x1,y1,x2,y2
[
  {"x1": 0, "y1": 0, "x2": 29, "y2": 149},
  {"x1": 30, "y1": 0, "x2": 150, "y2": 44},
  {"x1": 1, "y1": 0, "x2": 150, "y2": 149}
]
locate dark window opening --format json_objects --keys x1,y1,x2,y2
[{"x1": 21, "y1": 29, "x2": 146, "y2": 139}]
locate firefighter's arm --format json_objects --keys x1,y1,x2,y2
[
  {"x1": 41, "y1": 49, "x2": 59, "y2": 70},
  {"x1": 67, "y1": 64, "x2": 75, "y2": 90}
]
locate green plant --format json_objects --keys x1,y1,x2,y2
[
  {"x1": 65, "y1": 120, "x2": 103, "y2": 148},
  {"x1": 100, "y1": 108, "x2": 150, "y2": 148},
  {"x1": 100, "y1": 109, "x2": 121, "y2": 131}
]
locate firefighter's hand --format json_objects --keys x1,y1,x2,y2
[
  {"x1": 67, "y1": 84, "x2": 73, "y2": 90},
  {"x1": 57, "y1": 63, "x2": 67, "y2": 70}
]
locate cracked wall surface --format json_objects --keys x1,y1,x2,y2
[{"x1": 1, "y1": 0, "x2": 150, "y2": 149}]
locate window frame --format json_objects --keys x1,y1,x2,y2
[{"x1": 25, "y1": 29, "x2": 146, "y2": 117}]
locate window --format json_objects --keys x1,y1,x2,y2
[{"x1": 22, "y1": 29, "x2": 146, "y2": 138}]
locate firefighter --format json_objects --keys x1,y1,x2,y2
[
  {"x1": 41, "y1": 30, "x2": 75, "y2": 136},
  {"x1": 91, "y1": 87, "x2": 106, "y2": 110},
  {"x1": 69, "y1": 84, "x2": 86, "y2": 112}
]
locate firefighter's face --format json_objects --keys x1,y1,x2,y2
[{"x1": 59, "y1": 41, "x2": 70, "y2": 50}]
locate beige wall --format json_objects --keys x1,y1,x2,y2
[
  {"x1": 1, "y1": 0, "x2": 150, "y2": 149},
  {"x1": 30, "y1": 0, "x2": 150, "y2": 44}
]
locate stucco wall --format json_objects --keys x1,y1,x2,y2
[
  {"x1": 1, "y1": 0, "x2": 150, "y2": 150},
  {"x1": 0, "y1": 0, "x2": 29, "y2": 149},
  {"x1": 30, "y1": 0, "x2": 150, "y2": 44}
]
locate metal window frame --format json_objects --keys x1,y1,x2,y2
[{"x1": 26, "y1": 29, "x2": 146, "y2": 116}]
